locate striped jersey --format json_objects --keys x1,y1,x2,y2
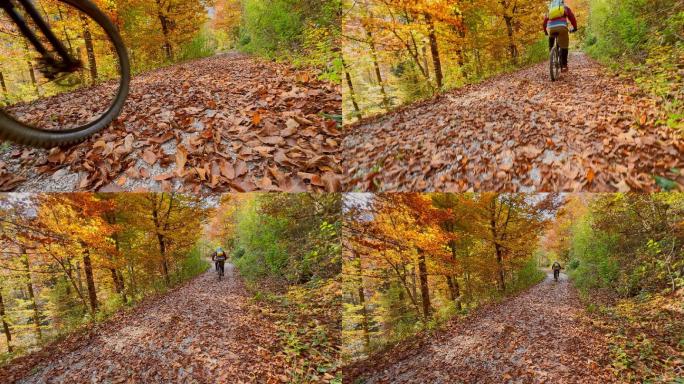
[{"x1": 543, "y1": 6, "x2": 578, "y2": 31}]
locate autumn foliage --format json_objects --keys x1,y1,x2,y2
[
  {"x1": 342, "y1": 193, "x2": 556, "y2": 361},
  {"x1": 0, "y1": 193, "x2": 209, "y2": 360}
]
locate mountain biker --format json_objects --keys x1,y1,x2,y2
[
  {"x1": 543, "y1": 0, "x2": 578, "y2": 72},
  {"x1": 552, "y1": 261, "x2": 562, "y2": 281},
  {"x1": 211, "y1": 247, "x2": 227, "y2": 277}
]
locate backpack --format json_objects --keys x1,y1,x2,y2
[
  {"x1": 548, "y1": 0, "x2": 566, "y2": 19},
  {"x1": 215, "y1": 250, "x2": 227, "y2": 261}
]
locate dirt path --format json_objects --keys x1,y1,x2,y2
[
  {"x1": 343, "y1": 53, "x2": 683, "y2": 192},
  {"x1": 0, "y1": 264, "x2": 289, "y2": 384},
  {"x1": 345, "y1": 272, "x2": 617, "y2": 384},
  {"x1": 0, "y1": 52, "x2": 342, "y2": 192}
]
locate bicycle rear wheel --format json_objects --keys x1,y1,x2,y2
[
  {"x1": 0, "y1": 0, "x2": 130, "y2": 147},
  {"x1": 549, "y1": 46, "x2": 561, "y2": 82}
]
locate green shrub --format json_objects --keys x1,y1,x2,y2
[
  {"x1": 178, "y1": 30, "x2": 217, "y2": 61},
  {"x1": 522, "y1": 37, "x2": 549, "y2": 66},
  {"x1": 239, "y1": 0, "x2": 340, "y2": 80},
  {"x1": 584, "y1": 0, "x2": 683, "y2": 121},
  {"x1": 509, "y1": 257, "x2": 546, "y2": 293},
  {"x1": 178, "y1": 246, "x2": 210, "y2": 281}
]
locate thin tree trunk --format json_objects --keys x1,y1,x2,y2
[
  {"x1": 354, "y1": 251, "x2": 371, "y2": 349},
  {"x1": 82, "y1": 248, "x2": 98, "y2": 313},
  {"x1": 108, "y1": 219, "x2": 127, "y2": 303},
  {"x1": 155, "y1": 0, "x2": 173, "y2": 61},
  {"x1": 23, "y1": 40, "x2": 39, "y2": 96},
  {"x1": 489, "y1": 198, "x2": 507, "y2": 292},
  {"x1": 504, "y1": 16, "x2": 518, "y2": 62},
  {"x1": 417, "y1": 249, "x2": 431, "y2": 319},
  {"x1": 362, "y1": 21, "x2": 390, "y2": 110},
  {"x1": 425, "y1": 13, "x2": 443, "y2": 89},
  {"x1": 446, "y1": 276, "x2": 455, "y2": 300},
  {"x1": 494, "y1": 243, "x2": 506, "y2": 291},
  {"x1": 341, "y1": 56, "x2": 360, "y2": 114},
  {"x1": 0, "y1": 71, "x2": 7, "y2": 98},
  {"x1": 80, "y1": 15, "x2": 98, "y2": 84},
  {"x1": 150, "y1": 195, "x2": 171, "y2": 286},
  {"x1": 449, "y1": 240, "x2": 462, "y2": 310},
  {"x1": 0, "y1": 289, "x2": 12, "y2": 353},
  {"x1": 75, "y1": 260, "x2": 84, "y2": 295},
  {"x1": 21, "y1": 251, "x2": 42, "y2": 342},
  {"x1": 126, "y1": 262, "x2": 138, "y2": 300}
]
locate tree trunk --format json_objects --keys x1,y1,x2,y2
[
  {"x1": 116, "y1": 270, "x2": 127, "y2": 302},
  {"x1": 0, "y1": 289, "x2": 12, "y2": 353},
  {"x1": 504, "y1": 16, "x2": 518, "y2": 63},
  {"x1": 80, "y1": 15, "x2": 98, "y2": 84},
  {"x1": 21, "y1": 251, "x2": 42, "y2": 342},
  {"x1": 155, "y1": 0, "x2": 173, "y2": 61},
  {"x1": 362, "y1": 20, "x2": 390, "y2": 110},
  {"x1": 417, "y1": 249, "x2": 431, "y2": 319},
  {"x1": 109, "y1": 225, "x2": 127, "y2": 303},
  {"x1": 0, "y1": 71, "x2": 7, "y2": 98},
  {"x1": 75, "y1": 260, "x2": 85, "y2": 295},
  {"x1": 156, "y1": 232, "x2": 170, "y2": 286},
  {"x1": 425, "y1": 13, "x2": 443, "y2": 89},
  {"x1": 489, "y1": 198, "x2": 507, "y2": 292},
  {"x1": 341, "y1": 56, "x2": 360, "y2": 114},
  {"x1": 494, "y1": 243, "x2": 506, "y2": 291},
  {"x1": 354, "y1": 251, "x2": 371, "y2": 349},
  {"x1": 82, "y1": 248, "x2": 98, "y2": 313},
  {"x1": 23, "y1": 40, "x2": 39, "y2": 96},
  {"x1": 448, "y1": 240, "x2": 462, "y2": 310},
  {"x1": 445, "y1": 276, "x2": 455, "y2": 300}
]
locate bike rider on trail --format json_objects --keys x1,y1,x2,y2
[
  {"x1": 211, "y1": 247, "x2": 227, "y2": 276},
  {"x1": 543, "y1": 0, "x2": 578, "y2": 72},
  {"x1": 552, "y1": 261, "x2": 562, "y2": 281}
]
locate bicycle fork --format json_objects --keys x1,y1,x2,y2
[{"x1": 1, "y1": 0, "x2": 81, "y2": 76}]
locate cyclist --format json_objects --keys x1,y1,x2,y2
[
  {"x1": 552, "y1": 261, "x2": 562, "y2": 281},
  {"x1": 543, "y1": 0, "x2": 578, "y2": 72},
  {"x1": 211, "y1": 247, "x2": 228, "y2": 277}
]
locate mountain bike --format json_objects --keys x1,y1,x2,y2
[
  {"x1": 549, "y1": 28, "x2": 576, "y2": 82},
  {"x1": 0, "y1": 0, "x2": 130, "y2": 147}
]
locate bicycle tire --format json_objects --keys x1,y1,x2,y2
[
  {"x1": 0, "y1": 0, "x2": 130, "y2": 148},
  {"x1": 550, "y1": 46, "x2": 560, "y2": 82}
]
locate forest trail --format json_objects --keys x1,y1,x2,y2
[
  {"x1": 346, "y1": 271, "x2": 616, "y2": 384},
  {"x1": 0, "y1": 263, "x2": 290, "y2": 384},
  {"x1": 343, "y1": 52, "x2": 683, "y2": 192},
  {"x1": 0, "y1": 52, "x2": 342, "y2": 193}
]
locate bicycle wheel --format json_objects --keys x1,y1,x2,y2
[
  {"x1": 0, "y1": 0, "x2": 130, "y2": 147},
  {"x1": 549, "y1": 46, "x2": 561, "y2": 82}
]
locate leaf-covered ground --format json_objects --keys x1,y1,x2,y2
[
  {"x1": 343, "y1": 53, "x2": 683, "y2": 192},
  {"x1": 591, "y1": 290, "x2": 684, "y2": 382},
  {"x1": 344, "y1": 272, "x2": 617, "y2": 383},
  {"x1": 0, "y1": 264, "x2": 292, "y2": 384},
  {"x1": 0, "y1": 52, "x2": 342, "y2": 192}
]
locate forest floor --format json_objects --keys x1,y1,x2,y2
[
  {"x1": 0, "y1": 52, "x2": 342, "y2": 193},
  {"x1": 343, "y1": 52, "x2": 683, "y2": 192},
  {"x1": 0, "y1": 264, "x2": 292, "y2": 384},
  {"x1": 344, "y1": 272, "x2": 617, "y2": 384}
]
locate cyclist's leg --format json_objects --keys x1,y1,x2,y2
[
  {"x1": 219, "y1": 261, "x2": 225, "y2": 276},
  {"x1": 558, "y1": 28, "x2": 570, "y2": 68},
  {"x1": 548, "y1": 34, "x2": 556, "y2": 51}
]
